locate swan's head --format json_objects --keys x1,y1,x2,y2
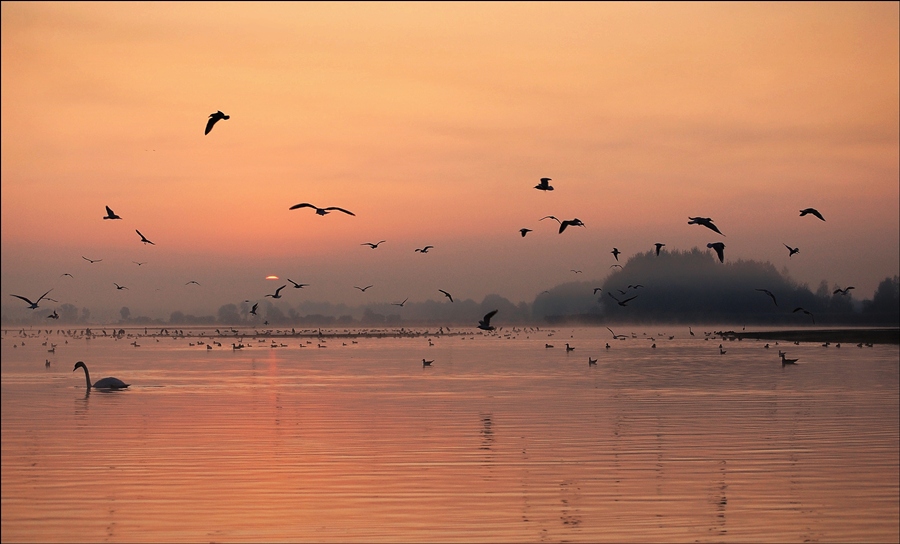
[{"x1": 73, "y1": 361, "x2": 86, "y2": 372}]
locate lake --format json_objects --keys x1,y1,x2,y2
[{"x1": 2, "y1": 325, "x2": 898, "y2": 542}]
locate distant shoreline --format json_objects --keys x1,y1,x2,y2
[{"x1": 726, "y1": 328, "x2": 899, "y2": 345}]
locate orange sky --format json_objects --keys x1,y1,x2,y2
[{"x1": 2, "y1": 2, "x2": 898, "y2": 321}]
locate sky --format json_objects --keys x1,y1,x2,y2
[{"x1": 2, "y1": 2, "x2": 898, "y2": 322}]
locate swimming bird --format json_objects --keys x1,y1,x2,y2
[
  {"x1": 414, "y1": 246, "x2": 434, "y2": 253},
  {"x1": 519, "y1": 228, "x2": 532, "y2": 237},
  {"x1": 799, "y1": 208, "x2": 825, "y2": 221},
  {"x1": 833, "y1": 286, "x2": 855, "y2": 296},
  {"x1": 655, "y1": 243, "x2": 665, "y2": 256},
  {"x1": 780, "y1": 352, "x2": 798, "y2": 366},
  {"x1": 10, "y1": 289, "x2": 53, "y2": 309},
  {"x1": 755, "y1": 288, "x2": 778, "y2": 306},
  {"x1": 478, "y1": 310, "x2": 498, "y2": 331},
  {"x1": 534, "y1": 177, "x2": 554, "y2": 191},
  {"x1": 48, "y1": 310, "x2": 59, "y2": 319},
  {"x1": 707, "y1": 242, "x2": 726, "y2": 263},
  {"x1": 250, "y1": 303, "x2": 259, "y2": 316},
  {"x1": 540, "y1": 215, "x2": 561, "y2": 224},
  {"x1": 688, "y1": 217, "x2": 724, "y2": 236},
  {"x1": 289, "y1": 203, "x2": 356, "y2": 216},
  {"x1": 113, "y1": 283, "x2": 128, "y2": 290},
  {"x1": 392, "y1": 297, "x2": 408, "y2": 307},
  {"x1": 266, "y1": 285, "x2": 286, "y2": 299},
  {"x1": 205, "y1": 110, "x2": 230, "y2": 135},
  {"x1": 588, "y1": 357, "x2": 597, "y2": 366},
  {"x1": 608, "y1": 291, "x2": 638, "y2": 306},
  {"x1": 559, "y1": 218, "x2": 584, "y2": 234},
  {"x1": 439, "y1": 289, "x2": 454, "y2": 302},
  {"x1": 287, "y1": 279, "x2": 309, "y2": 289},
  {"x1": 136, "y1": 230, "x2": 155, "y2": 245},
  {"x1": 719, "y1": 344, "x2": 727, "y2": 354},
  {"x1": 73, "y1": 361, "x2": 129, "y2": 390},
  {"x1": 565, "y1": 343, "x2": 575, "y2": 352},
  {"x1": 611, "y1": 248, "x2": 621, "y2": 261},
  {"x1": 361, "y1": 240, "x2": 386, "y2": 249},
  {"x1": 792, "y1": 307, "x2": 815, "y2": 323},
  {"x1": 82, "y1": 256, "x2": 102, "y2": 264},
  {"x1": 354, "y1": 285, "x2": 373, "y2": 292},
  {"x1": 784, "y1": 243, "x2": 799, "y2": 257},
  {"x1": 102, "y1": 206, "x2": 121, "y2": 220},
  {"x1": 185, "y1": 280, "x2": 200, "y2": 286},
  {"x1": 422, "y1": 359, "x2": 434, "y2": 367}
]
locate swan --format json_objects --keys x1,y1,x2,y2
[{"x1": 73, "y1": 361, "x2": 129, "y2": 390}]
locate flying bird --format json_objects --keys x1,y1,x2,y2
[
  {"x1": 610, "y1": 264, "x2": 623, "y2": 269},
  {"x1": 571, "y1": 270, "x2": 582, "y2": 274},
  {"x1": 289, "y1": 203, "x2": 355, "y2": 216},
  {"x1": 688, "y1": 217, "x2": 724, "y2": 236},
  {"x1": 799, "y1": 208, "x2": 825, "y2": 221},
  {"x1": 113, "y1": 283, "x2": 128, "y2": 290},
  {"x1": 414, "y1": 246, "x2": 434, "y2": 253},
  {"x1": 540, "y1": 215, "x2": 561, "y2": 223},
  {"x1": 10, "y1": 289, "x2": 53, "y2": 309},
  {"x1": 136, "y1": 230, "x2": 155, "y2": 245},
  {"x1": 205, "y1": 110, "x2": 230, "y2": 135},
  {"x1": 833, "y1": 286, "x2": 855, "y2": 296},
  {"x1": 133, "y1": 261, "x2": 146, "y2": 266},
  {"x1": 593, "y1": 287, "x2": 603, "y2": 294},
  {"x1": 439, "y1": 289, "x2": 454, "y2": 302},
  {"x1": 627, "y1": 284, "x2": 644, "y2": 289},
  {"x1": 792, "y1": 307, "x2": 816, "y2": 323},
  {"x1": 558, "y1": 218, "x2": 584, "y2": 234},
  {"x1": 185, "y1": 280, "x2": 201, "y2": 286},
  {"x1": 392, "y1": 297, "x2": 409, "y2": 307},
  {"x1": 707, "y1": 242, "x2": 726, "y2": 263},
  {"x1": 608, "y1": 291, "x2": 638, "y2": 306},
  {"x1": 48, "y1": 310, "x2": 59, "y2": 319},
  {"x1": 250, "y1": 303, "x2": 259, "y2": 315},
  {"x1": 611, "y1": 247, "x2": 621, "y2": 261},
  {"x1": 82, "y1": 256, "x2": 102, "y2": 264},
  {"x1": 606, "y1": 327, "x2": 627, "y2": 339},
  {"x1": 755, "y1": 288, "x2": 778, "y2": 306},
  {"x1": 519, "y1": 228, "x2": 532, "y2": 237},
  {"x1": 654, "y1": 243, "x2": 665, "y2": 256},
  {"x1": 266, "y1": 285, "x2": 287, "y2": 299},
  {"x1": 361, "y1": 240, "x2": 386, "y2": 249},
  {"x1": 102, "y1": 206, "x2": 122, "y2": 220},
  {"x1": 61, "y1": 273, "x2": 74, "y2": 278},
  {"x1": 478, "y1": 310, "x2": 498, "y2": 331},
  {"x1": 287, "y1": 279, "x2": 309, "y2": 289},
  {"x1": 784, "y1": 244, "x2": 799, "y2": 257},
  {"x1": 73, "y1": 361, "x2": 129, "y2": 390},
  {"x1": 534, "y1": 177, "x2": 554, "y2": 191},
  {"x1": 354, "y1": 285, "x2": 373, "y2": 292}
]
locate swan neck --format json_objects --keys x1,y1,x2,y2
[{"x1": 80, "y1": 365, "x2": 92, "y2": 389}]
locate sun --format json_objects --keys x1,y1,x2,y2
[{"x1": 265, "y1": 275, "x2": 279, "y2": 280}]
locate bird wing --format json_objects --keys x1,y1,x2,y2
[
  {"x1": 559, "y1": 221, "x2": 570, "y2": 233},
  {"x1": 204, "y1": 116, "x2": 218, "y2": 135},
  {"x1": 620, "y1": 296, "x2": 638, "y2": 305},
  {"x1": 439, "y1": 289, "x2": 453, "y2": 301},
  {"x1": 792, "y1": 307, "x2": 805, "y2": 313},
  {"x1": 289, "y1": 203, "x2": 317, "y2": 211},
  {"x1": 482, "y1": 309, "x2": 498, "y2": 325},
  {"x1": 10, "y1": 294, "x2": 35, "y2": 305},
  {"x1": 36, "y1": 289, "x2": 53, "y2": 303},
  {"x1": 105, "y1": 206, "x2": 116, "y2": 216},
  {"x1": 540, "y1": 215, "x2": 561, "y2": 223},
  {"x1": 275, "y1": 285, "x2": 286, "y2": 295},
  {"x1": 325, "y1": 207, "x2": 356, "y2": 216},
  {"x1": 607, "y1": 291, "x2": 620, "y2": 302}
]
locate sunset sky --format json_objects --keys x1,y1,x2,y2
[{"x1": 2, "y1": 2, "x2": 898, "y2": 322}]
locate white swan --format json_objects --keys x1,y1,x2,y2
[{"x1": 73, "y1": 361, "x2": 130, "y2": 390}]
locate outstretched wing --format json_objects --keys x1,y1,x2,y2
[
  {"x1": 289, "y1": 203, "x2": 317, "y2": 211},
  {"x1": 325, "y1": 207, "x2": 356, "y2": 216},
  {"x1": 482, "y1": 309, "x2": 498, "y2": 325},
  {"x1": 10, "y1": 294, "x2": 35, "y2": 305},
  {"x1": 439, "y1": 289, "x2": 453, "y2": 302},
  {"x1": 105, "y1": 206, "x2": 116, "y2": 217},
  {"x1": 204, "y1": 114, "x2": 220, "y2": 135}
]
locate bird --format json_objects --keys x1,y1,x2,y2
[
  {"x1": 688, "y1": 217, "x2": 724, "y2": 236},
  {"x1": 287, "y1": 279, "x2": 309, "y2": 289},
  {"x1": 792, "y1": 307, "x2": 815, "y2": 323},
  {"x1": 478, "y1": 310, "x2": 498, "y2": 331},
  {"x1": 611, "y1": 248, "x2": 621, "y2": 261},
  {"x1": 689, "y1": 326, "x2": 695, "y2": 336},
  {"x1": 707, "y1": 242, "x2": 726, "y2": 263},
  {"x1": 113, "y1": 283, "x2": 128, "y2": 290},
  {"x1": 10, "y1": 289, "x2": 53, "y2": 309},
  {"x1": 571, "y1": 269, "x2": 582, "y2": 274},
  {"x1": 414, "y1": 246, "x2": 434, "y2": 253},
  {"x1": 61, "y1": 273, "x2": 74, "y2": 278},
  {"x1": 540, "y1": 215, "x2": 561, "y2": 224},
  {"x1": 266, "y1": 285, "x2": 287, "y2": 299},
  {"x1": 73, "y1": 361, "x2": 129, "y2": 390},
  {"x1": 82, "y1": 256, "x2": 102, "y2": 264},
  {"x1": 606, "y1": 327, "x2": 627, "y2": 339},
  {"x1": 719, "y1": 344, "x2": 727, "y2": 354},
  {"x1": 608, "y1": 291, "x2": 638, "y2": 306},
  {"x1": 392, "y1": 297, "x2": 408, "y2": 307},
  {"x1": 833, "y1": 286, "x2": 855, "y2": 296},
  {"x1": 588, "y1": 357, "x2": 597, "y2": 366},
  {"x1": 519, "y1": 228, "x2": 532, "y2": 237},
  {"x1": 654, "y1": 243, "x2": 665, "y2": 256},
  {"x1": 354, "y1": 285, "x2": 373, "y2": 292},
  {"x1": 800, "y1": 208, "x2": 825, "y2": 221},
  {"x1": 422, "y1": 359, "x2": 434, "y2": 367},
  {"x1": 755, "y1": 288, "x2": 778, "y2": 306},
  {"x1": 289, "y1": 203, "x2": 356, "y2": 216},
  {"x1": 47, "y1": 310, "x2": 59, "y2": 319},
  {"x1": 534, "y1": 177, "x2": 554, "y2": 191},
  {"x1": 565, "y1": 343, "x2": 575, "y2": 352},
  {"x1": 185, "y1": 280, "x2": 200, "y2": 286},
  {"x1": 780, "y1": 352, "x2": 798, "y2": 366},
  {"x1": 627, "y1": 284, "x2": 644, "y2": 290},
  {"x1": 784, "y1": 243, "x2": 799, "y2": 257},
  {"x1": 249, "y1": 303, "x2": 259, "y2": 315},
  {"x1": 205, "y1": 110, "x2": 230, "y2": 135},
  {"x1": 102, "y1": 206, "x2": 121, "y2": 220},
  {"x1": 610, "y1": 264, "x2": 623, "y2": 269},
  {"x1": 439, "y1": 289, "x2": 453, "y2": 302},
  {"x1": 361, "y1": 240, "x2": 386, "y2": 249},
  {"x1": 593, "y1": 287, "x2": 603, "y2": 294},
  {"x1": 558, "y1": 218, "x2": 584, "y2": 233},
  {"x1": 136, "y1": 230, "x2": 155, "y2": 245}
]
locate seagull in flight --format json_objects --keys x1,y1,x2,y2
[
  {"x1": 534, "y1": 177, "x2": 554, "y2": 191},
  {"x1": 48, "y1": 310, "x2": 59, "y2": 319},
  {"x1": 611, "y1": 247, "x2": 621, "y2": 261},
  {"x1": 10, "y1": 289, "x2": 53, "y2": 309},
  {"x1": 361, "y1": 240, "x2": 386, "y2": 249},
  {"x1": 606, "y1": 327, "x2": 627, "y2": 339},
  {"x1": 540, "y1": 215, "x2": 561, "y2": 224},
  {"x1": 439, "y1": 289, "x2": 454, "y2": 302},
  {"x1": 113, "y1": 283, "x2": 128, "y2": 290},
  {"x1": 688, "y1": 217, "x2": 724, "y2": 236},
  {"x1": 102, "y1": 206, "x2": 122, "y2": 220},
  {"x1": 478, "y1": 310, "x2": 498, "y2": 331},
  {"x1": 133, "y1": 261, "x2": 146, "y2": 266},
  {"x1": 289, "y1": 203, "x2": 355, "y2": 216},
  {"x1": 755, "y1": 288, "x2": 778, "y2": 306},
  {"x1": 205, "y1": 110, "x2": 230, "y2": 135},
  {"x1": 558, "y1": 218, "x2": 584, "y2": 234},
  {"x1": 414, "y1": 246, "x2": 434, "y2": 253},
  {"x1": 792, "y1": 307, "x2": 816, "y2": 323},
  {"x1": 354, "y1": 285, "x2": 373, "y2": 292},
  {"x1": 654, "y1": 243, "x2": 665, "y2": 256},
  {"x1": 185, "y1": 280, "x2": 201, "y2": 286},
  {"x1": 82, "y1": 256, "x2": 102, "y2": 264},
  {"x1": 287, "y1": 279, "x2": 309, "y2": 289},
  {"x1": 593, "y1": 287, "x2": 603, "y2": 294},
  {"x1": 833, "y1": 286, "x2": 855, "y2": 296},
  {"x1": 519, "y1": 228, "x2": 532, "y2": 237},
  {"x1": 61, "y1": 273, "x2": 74, "y2": 278},
  {"x1": 250, "y1": 303, "x2": 259, "y2": 316},
  {"x1": 707, "y1": 242, "x2": 726, "y2": 263},
  {"x1": 799, "y1": 208, "x2": 825, "y2": 221},
  {"x1": 610, "y1": 264, "x2": 623, "y2": 269},
  {"x1": 392, "y1": 297, "x2": 409, "y2": 307},
  {"x1": 266, "y1": 285, "x2": 287, "y2": 299},
  {"x1": 571, "y1": 269, "x2": 582, "y2": 274},
  {"x1": 784, "y1": 244, "x2": 799, "y2": 257},
  {"x1": 136, "y1": 230, "x2": 155, "y2": 245},
  {"x1": 608, "y1": 291, "x2": 638, "y2": 306}
]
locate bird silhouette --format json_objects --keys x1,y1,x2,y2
[
  {"x1": 610, "y1": 264, "x2": 623, "y2": 269},
  {"x1": 266, "y1": 285, "x2": 287, "y2": 299},
  {"x1": 588, "y1": 357, "x2": 597, "y2": 366},
  {"x1": 593, "y1": 287, "x2": 603, "y2": 294},
  {"x1": 102, "y1": 206, "x2": 121, "y2": 220},
  {"x1": 185, "y1": 280, "x2": 201, "y2": 286},
  {"x1": 559, "y1": 218, "x2": 584, "y2": 233},
  {"x1": 606, "y1": 327, "x2": 626, "y2": 339},
  {"x1": 784, "y1": 243, "x2": 799, "y2": 257},
  {"x1": 755, "y1": 288, "x2": 778, "y2": 306},
  {"x1": 534, "y1": 177, "x2": 554, "y2": 191},
  {"x1": 113, "y1": 283, "x2": 128, "y2": 290},
  {"x1": 571, "y1": 269, "x2": 582, "y2": 274},
  {"x1": 61, "y1": 273, "x2": 74, "y2": 278},
  {"x1": 289, "y1": 203, "x2": 355, "y2": 216},
  {"x1": 136, "y1": 230, "x2": 154, "y2": 245},
  {"x1": 608, "y1": 291, "x2": 638, "y2": 306},
  {"x1": 205, "y1": 110, "x2": 230, "y2": 135},
  {"x1": 422, "y1": 359, "x2": 434, "y2": 366},
  {"x1": 439, "y1": 289, "x2": 453, "y2": 302},
  {"x1": 361, "y1": 240, "x2": 386, "y2": 249},
  {"x1": 833, "y1": 286, "x2": 855, "y2": 296},
  {"x1": 799, "y1": 208, "x2": 825, "y2": 221},
  {"x1": 611, "y1": 247, "x2": 621, "y2": 261},
  {"x1": 250, "y1": 303, "x2": 259, "y2": 315},
  {"x1": 73, "y1": 361, "x2": 129, "y2": 390},
  {"x1": 392, "y1": 297, "x2": 408, "y2": 307},
  {"x1": 519, "y1": 228, "x2": 532, "y2": 237},
  {"x1": 654, "y1": 243, "x2": 665, "y2": 256},
  {"x1": 540, "y1": 215, "x2": 561, "y2": 224},
  {"x1": 354, "y1": 285, "x2": 373, "y2": 292},
  {"x1": 10, "y1": 289, "x2": 53, "y2": 309},
  {"x1": 132, "y1": 261, "x2": 145, "y2": 266},
  {"x1": 287, "y1": 279, "x2": 309, "y2": 289},
  {"x1": 478, "y1": 310, "x2": 498, "y2": 331},
  {"x1": 707, "y1": 242, "x2": 726, "y2": 263},
  {"x1": 688, "y1": 217, "x2": 724, "y2": 236},
  {"x1": 47, "y1": 310, "x2": 59, "y2": 319},
  {"x1": 414, "y1": 246, "x2": 434, "y2": 253},
  {"x1": 780, "y1": 352, "x2": 798, "y2": 366},
  {"x1": 82, "y1": 256, "x2": 102, "y2": 264},
  {"x1": 792, "y1": 307, "x2": 815, "y2": 323},
  {"x1": 627, "y1": 284, "x2": 644, "y2": 289}
]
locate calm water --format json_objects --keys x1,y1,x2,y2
[{"x1": 2, "y1": 326, "x2": 898, "y2": 543}]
